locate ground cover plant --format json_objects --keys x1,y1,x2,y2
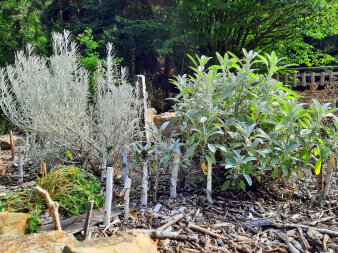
[
  {"x1": 0, "y1": 165, "x2": 104, "y2": 232},
  {"x1": 170, "y1": 49, "x2": 338, "y2": 198}
]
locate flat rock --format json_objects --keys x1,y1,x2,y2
[
  {"x1": 0, "y1": 134, "x2": 24, "y2": 150},
  {"x1": 63, "y1": 232, "x2": 157, "y2": 253},
  {"x1": 153, "y1": 112, "x2": 178, "y2": 137},
  {"x1": 0, "y1": 212, "x2": 30, "y2": 235},
  {"x1": 0, "y1": 231, "x2": 77, "y2": 253}
]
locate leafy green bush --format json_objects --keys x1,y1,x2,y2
[
  {"x1": 0, "y1": 165, "x2": 104, "y2": 232},
  {"x1": 171, "y1": 50, "x2": 338, "y2": 191}
]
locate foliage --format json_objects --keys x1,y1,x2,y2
[
  {"x1": 171, "y1": 50, "x2": 338, "y2": 191},
  {"x1": 0, "y1": 31, "x2": 142, "y2": 167},
  {"x1": 0, "y1": 165, "x2": 103, "y2": 232}
]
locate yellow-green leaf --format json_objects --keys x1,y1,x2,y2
[{"x1": 314, "y1": 159, "x2": 321, "y2": 175}]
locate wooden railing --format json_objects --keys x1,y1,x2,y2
[{"x1": 275, "y1": 66, "x2": 338, "y2": 87}]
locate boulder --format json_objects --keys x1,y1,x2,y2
[
  {"x1": 0, "y1": 231, "x2": 77, "y2": 253},
  {"x1": 0, "y1": 134, "x2": 24, "y2": 150},
  {"x1": 153, "y1": 112, "x2": 179, "y2": 137},
  {"x1": 63, "y1": 232, "x2": 157, "y2": 253},
  {"x1": 0, "y1": 212, "x2": 30, "y2": 235}
]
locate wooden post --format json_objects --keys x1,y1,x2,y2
[
  {"x1": 103, "y1": 167, "x2": 113, "y2": 226},
  {"x1": 137, "y1": 75, "x2": 151, "y2": 146},
  {"x1": 35, "y1": 186, "x2": 62, "y2": 231},
  {"x1": 17, "y1": 146, "x2": 23, "y2": 183},
  {"x1": 9, "y1": 130, "x2": 15, "y2": 161},
  {"x1": 283, "y1": 74, "x2": 288, "y2": 86},
  {"x1": 275, "y1": 74, "x2": 279, "y2": 82},
  {"x1": 292, "y1": 73, "x2": 297, "y2": 87},
  {"x1": 153, "y1": 151, "x2": 160, "y2": 202},
  {"x1": 310, "y1": 72, "x2": 315, "y2": 84},
  {"x1": 320, "y1": 72, "x2": 325, "y2": 85},
  {"x1": 301, "y1": 73, "x2": 306, "y2": 86},
  {"x1": 123, "y1": 152, "x2": 128, "y2": 186},
  {"x1": 329, "y1": 71, "x2": 333, "y2": 83},
  {"x1": 124, "y1": 177, "x2": 131, "y2": 219}
]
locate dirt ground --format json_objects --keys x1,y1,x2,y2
[{"x1": 0, "y1": 147, "x2": 337, "y2": 252}]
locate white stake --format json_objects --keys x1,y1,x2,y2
[
  {"x1": 170, "y1": 152, "x2": 180, "y2": 198},
  {"x1": 137, "y1": 74, "x2": 150, "y2": 146},
  {"x1": 124, "y1": 177, "x2": 131, "y2": 219},
  {"x1": 103, "y1": 167, "x2": 113, "y2": 226},
  {"x1": 141, "y1": 161, "x2": 148, "y2": 206},
  {"x1": 100, "y1": 150, "x2": 107, "y2": 182},
  {"x1": 123, "y1": 152, "x2": 128, "y2": 186},
  {"x1": 206, "y1": 162, "x2": 213, "y2": 204},
  {"x1": 18, "y1": 146, "x2": 23, "y2": 183}
]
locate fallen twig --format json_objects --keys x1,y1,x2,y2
[
  {"x1": 133, "y1": 229, "x2": 198, "y2": 241},
  {"x1": 35, "y1": 185, "x2": 61, "y2": 231},
  {"x1": 158, "y1": 213, "x2": 184, "y2": 231},
  {"x1": 276, "y1": 231, "x2": 301, "y2": 253},
  {"x1": 187, "y1": 223, "x2": 241, "y2": 249},
  {"x1": 273, "y1": 223, "x2": 338, "y2": 237},
  {"x1": 297, "y1": 227, "x2": 310, "y2": 249}
]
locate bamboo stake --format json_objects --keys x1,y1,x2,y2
[
  {"x1": 83, "y1": 200, "x2": 94, "y2": 240},
  {"x1": 9, "y1": 130, "x2": 15, "y2": 161},
  {"x1": 141, "y1": 161, "x2": 148, "y2": 206},
  {"x1": 170, "y1": 152, "x2": 180, "y2": 198},
  {"x1": 17, "y1": 146, "x2": 23, "y2": 183},
  {"x1": 124, "y1": 177, "x2": 131, "y2": 219},
  {"x1": 138, "y1": 74, "x2": 151, "y2": 146},
  {"x1": 103, "y1": 167, "x2": 113, "y2": 226},
  {"x1": 35, "y1": 186, "x2": 61, "y2": 231}
]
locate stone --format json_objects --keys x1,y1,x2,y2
[
  {"x1": 146, "y1": 108, "x2": 157, "y2": 123},
  {"x1": 0, "y1": 212, "x2": 30, "y2": 235},
  {"x1": 153, "y1": 112, "x2": 178, "y2": 137},
  {"x1": 63, "y1": 232, "x2": 157, "y2": 253},
  {"x1": 0, "y1": 134, "x2": 24, "y2": 150},
  {"x1": 0, "y1": 231, "x2": 77, "y2": 253}
]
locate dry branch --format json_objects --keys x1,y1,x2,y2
[
  {"x1": 133, "y1": 229, "x2": 198, "y2": 241},
  {"x1": 273, "y1": 223, "x2": 338, "y2": 237},
  {"x1": 157, "y1": 213, "x2": 184, "y2": 231},
  {"x1": 187, "y1": 223, "x2": 240, "y2": 249},
  {"x1": 35, "y1": 185, "x2": 61, "y2": 231}
]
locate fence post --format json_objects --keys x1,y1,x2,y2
[
  {"x1": 310, "y1": 72, "x2": 315, "y2": 84},
  {"x1": 320, "y1": 72, "x2": 325, "y2": 85},
  {"x1": 283, "y1": 74, "x2": 288, "y2": 86},
  {"x1": 301, "y1": 73, "x2": 306, "y2": 87},
  {"x1": 292, "y1": 73, "x2": 297, "y2": 87}
]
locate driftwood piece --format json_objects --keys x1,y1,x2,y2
[
  {"x1": 170, "y1": 152, "x2": 180, "y2": 198},
  {"x1": 133, "y1": 229, "x2": 198, "y2": 241},
  {"x1": 273, "y1": 223, "x2": 338, "y2": 237},
  {"x1": 83, "y1": 200, "x2": 94, "y2": 240},
  {"x1": 297, "y1": 227, "x2": 311, "y2": 249},
  {"x1": 320, "y1": 157, "x2": 335, "y2": 207},
  {"x1": 187, "y1": 223, "x2": 240, "y2": 249},
  {"x1": 141, "y1": 161, "x2": 148, "y2": 206},
  {"x1": 206, "y1": 163, "x2": 213, "y2": 204},
  {"x1": 40, "y1": 208, "x2": 121, "y2": 234},
  {"x1": 245, "y1": 217, "x2": 275, "y2": 228},
  {"x1": 35, "y1": 186, "x2": 61, "y2": 231},
  {"x1": 248, "y1": 207, "x2": 264, "y2": 218},
  {"x1": 158, "y1": 213, "x2": 184, "y2": 231}
]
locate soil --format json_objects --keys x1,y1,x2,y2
[{"x1": 0, "y1": 148, "x2": 337, "y2": 253}]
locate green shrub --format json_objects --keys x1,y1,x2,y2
[{"x1": 171, "y1": 50, "x2": 338, "y2": 191}]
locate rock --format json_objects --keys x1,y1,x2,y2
[
  {"x1": 0, "y1": 212, "x2": 30, "y2": 235},
  {"x1": 0, "y1": 231, "x2": 77, "y2": 253},
  {"x1": 0, "y1": 134, "x2": 24, "y2": 150},
  {"x1": 307, "y1": 228, "x2": 324, "y2": 244},
  {"x1": 146, "y1": 108, "x2": 157, "y2": 123},
  {"x1": 63, "y1": 232, "x2": 157, "y2": 253},
  {"x1": 153, "y1": 112, "x2": 179, "y2": 137}
]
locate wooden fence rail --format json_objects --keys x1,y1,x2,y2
[{"x1": 275, "y1": 71, "x2": 338, "y2": 87}]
